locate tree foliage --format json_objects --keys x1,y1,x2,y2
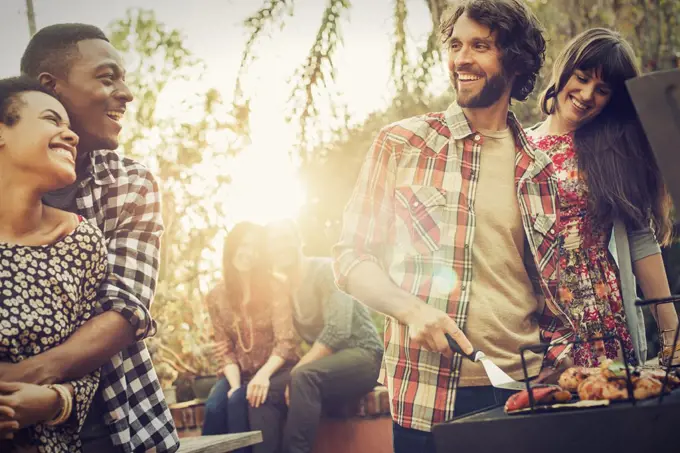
[
  {"x1": 109, "y1": 8, "x2": 244, "y2": 377},
  {"x1": 235, "y1": 0, "x2": 680, "y2": 255}
]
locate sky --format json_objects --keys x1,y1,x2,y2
[{"x1": 0, "y1": 0, "x2": 450, "y2": 225}]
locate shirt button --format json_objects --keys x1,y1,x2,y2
[
  {"x1": 413, "y1": 201, "x2": 419, "y2": 207},
  {"x1": 550, "y1": 229, "x2": 555, "y2": 235},
  {"x1": 474, "y1": 134, "x2": 481, "y2": 141},
  {"x1": 464, "y1": 244, "x2": 469, "y2": 249}
]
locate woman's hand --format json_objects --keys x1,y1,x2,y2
[
  {"x1": 0, "y1": 405, "x2": 20, "y2": 440},
  {"x1": 246, "y1": 372, "x2": 270, "y2": 408},
  {"x1": 0, "y1": 382, "x2": 61, "y2": 430},
  {"x1": 227, "y1": 387, "x2": 240, "y2": 399}
]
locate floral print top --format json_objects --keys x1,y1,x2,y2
[
  {"x1": 0, "y1": 219, "x2": 108, "y2": 453},
  {"x1": 206, "y1": 278, "x2": 298, "y2": 377},
  {"x1": 528, "y1": 132, "x2": 636, "y2": 366}
]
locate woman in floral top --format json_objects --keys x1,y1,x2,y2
[
  {"x1": 0, "y1": 76, "x2": 107, "y2": 453},
  {"x1": 528, "y1": 29, "x2": 678, "y2": 367},
  {"x1": 203, "y1": 221, "x2": 298, "y2": 453}
]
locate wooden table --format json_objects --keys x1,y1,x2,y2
[{"x1": 177, "y1": 432, "x2": 263, "y2": 453}]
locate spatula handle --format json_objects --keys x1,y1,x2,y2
[{"x1": 446, "y1": 334, "x2": 480, "y2": 362}]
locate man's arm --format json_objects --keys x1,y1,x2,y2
[
  {"x1": 295, "y1": 342, "x2": 333, "y2": 369},
  {"x1": 345, "y1": 261, "x2": 470, "y2": 356},
  {"x1": 0, "y1": 312, "x2": 134, "y2": 384},
  {"x1": 332, "y1": 127, "x2": 472, "y2": 356},
  {"x1": 0, "y1": 167, "x2": 163, "y2": 384}
]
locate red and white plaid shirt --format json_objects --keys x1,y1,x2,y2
[{"x1": 333, "y1": 102, "x2": 572, "y2": 431}]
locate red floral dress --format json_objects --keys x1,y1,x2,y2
[{"x1": 529, "y1": 132, "x2": 636, "y2": 366}]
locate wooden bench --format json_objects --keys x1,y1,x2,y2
[
  {"x1": 177, "y1": 432, "x2": 262, "y2": 453},
  {"x1": 170, "y1": 387, "x2": 393, "y2": 453}
]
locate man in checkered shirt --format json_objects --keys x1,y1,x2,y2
[
  {"x1": 0, "y1": 24, "x2": 179, "y2": 452},
  {"x1": 333, "y1": 1, "x2": 569, "y2": 451}
]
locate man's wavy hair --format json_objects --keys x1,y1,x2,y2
[{"x1": 439, "y1": 0, "x2": 546, "y2": 102}]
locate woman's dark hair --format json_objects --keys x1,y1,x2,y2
[
  {"x1": 0, "y1": 76, "x2": 56, "y2": 126},
  {"x1": 221, "y1": 222, "x2": 271, "y2": 315},
  {"x1": 439, "y1": 0, "x2": 546, "y2": 101},
  {"x1": 540, "y1": 28, "x2": 672, "y2": 245}
]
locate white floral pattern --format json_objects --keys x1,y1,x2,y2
[{"x1": 0, "y1": 220, "x2": 108, "y2": 453}]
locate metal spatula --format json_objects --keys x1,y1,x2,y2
[{"x1": 446, "y1": 334, "x2": 526, "y2": 391}]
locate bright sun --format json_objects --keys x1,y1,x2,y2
[
  {"x1": 154, "y1": 79, "x2": 306, "y2": 229},
  {"x1": 222, "y1": 136, "x2": 306, "y2": 228}
]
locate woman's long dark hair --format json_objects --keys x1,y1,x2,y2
[
  {"x1": 221, "y1": 222, "x2": 271, "y2": 315},
  {"x1": 539, "y1": 28, "x2": 672, "y2": 245}
]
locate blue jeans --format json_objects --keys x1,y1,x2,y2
[
  {"x1": 202, "y1": 377, "x2": 250, "y2": 453},
  {"x1": 392, "y1": 386, "x2": 516, "y2": 453},
  {"x1": 203, "y1": 370, "x2": 292, "y2": 453}
]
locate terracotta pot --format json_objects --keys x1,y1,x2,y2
[{"x1": 163, "y1": 386, "x2": 177, "y2": 405}]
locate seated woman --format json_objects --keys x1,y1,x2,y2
[
  {"x1": 203, "y1": 221, "x2": 298, "y2": 453},
  {"x1": 0, "y1": 76, "x2": 108, "y2": 452},
  {"x1": 527, "y1": 28, "x2": 679, "y2": 367}
]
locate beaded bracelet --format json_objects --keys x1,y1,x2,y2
[{"x1": 45, "y1": 384, "x2": 73, "y2": 426}]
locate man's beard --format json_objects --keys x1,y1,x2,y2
[{"x1": 453, "y1": 70, "x2": 511, "y2": 108}]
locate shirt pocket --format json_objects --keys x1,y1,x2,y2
[
  {"x1": 394, "y1": 185, "x2": 447, "y2": 255},
  {"x1": 529, "y1": 213, "x2": 559, "y2": 276}
]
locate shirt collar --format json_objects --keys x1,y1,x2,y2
[
  {"x1": 444, "y1": 101, "x2": 550, "y2": 166},
  {"x1": 77, "y1": 149, "x2": 117, "y2": 187},
  {"x1": 444, "y1": 102, "x2": 474, "y2": 140}
]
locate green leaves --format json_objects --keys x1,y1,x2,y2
[{"x1": 108, "y1": 9, "x2": 243, "y2": 378}]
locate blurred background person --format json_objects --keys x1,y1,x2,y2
[
  {"x1": 266, "y1": 220, "x2": 383, "y2": 453},
  {"x1": 203, "y1": 222, "x2": 298, "y2": 453}
]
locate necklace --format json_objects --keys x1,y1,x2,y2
[{"x1": 234, "y1": 314, "x2": 254, "y2": 353}]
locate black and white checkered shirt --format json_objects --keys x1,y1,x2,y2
[{"x1": 44, "y1": 149, "x2": 179, "y2": 453}]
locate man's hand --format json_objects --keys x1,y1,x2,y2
[
  {"x1": 405, "y1": 303, "x2": 473, "y2": 357},
  {"x1": 246, "y1": 372, "x2": 270, "y2": 408},
  {"x1": 0, "y1": 382, "x2": 62, "y2": 438}
]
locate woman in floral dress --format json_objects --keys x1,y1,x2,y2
[
  {"x1": 528, "y1": 29, "x2": 678, "y2": 367},
  {"x1": 0, "y1": 76, "x2": 108, "y2": 453}
]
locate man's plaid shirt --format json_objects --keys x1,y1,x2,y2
[
  {"x1": 333, "y1": 102, "x2": 572, "y2": 431},
  {"x1": 49, "y1": 149, "x2": 179, "y2": 452}
]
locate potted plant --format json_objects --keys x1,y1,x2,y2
[
  {"x1": 154, "y1": 361, "x2": 179, "y2": 404},
  {"x1": 149, "y1": 284, "x2": 221, "y2": 402}
]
